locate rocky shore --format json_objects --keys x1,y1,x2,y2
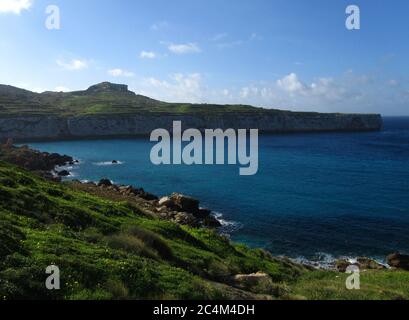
[{"x1": 72, "y1": 178, "x2": 222, "y2": 229}]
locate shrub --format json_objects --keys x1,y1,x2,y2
[
  {"x1": 126, "y1": 226, "x2": 173, "y2": 260},
  {"x1": 106, "y1": 233, "x2": 158, "y2": 260}
]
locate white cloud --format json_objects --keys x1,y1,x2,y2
[
  {"x1": 276, "y1": 73, "x2": 306, "y2": 93},
  {"x1": 0, "y1": 0, "x2": 32, "y2": 14},
  {"x1": 127, "y1": 71, "x2": 409, "y2": 115},
  {"x1": 139, "y1": 51, "x2": 157, "y2": 59},
  {"x1": 168, "y1": 43, "x2": 201, "y2": 55},
  {"x1": 139, "y1": 73, "x2": 204, "y2": 102},
  {"x1": 57, "y1": 59, "x2": 88, "y2": 71},
  {"x1": 108, "y1": 68, "x2": 134, "y2": 77},
  {"x1": 54, "y1": 86, "x2": 70, "y2": 92}
]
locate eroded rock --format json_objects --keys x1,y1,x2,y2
[{"x1": 387, "y1": 252, "x2": 409, "y2": 270}]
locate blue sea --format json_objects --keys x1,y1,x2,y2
[{"x1": 27, "y1": 117, "x2": 409, "y2": 263}]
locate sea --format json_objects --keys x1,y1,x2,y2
[{"x1": 26, "y1": 117, "x2": 409, "y2": 265}]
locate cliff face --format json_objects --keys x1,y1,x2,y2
[{"x1": 0, "y1": 112, "x2": 382, "y2": 141}]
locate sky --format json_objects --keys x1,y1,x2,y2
[{"x1": 0, "y1": 0, "x2": 409, "y2": 115}]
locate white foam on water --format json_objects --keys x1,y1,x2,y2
[
  {"x1": 213, "y1": 211, "x2": 243, "y2": 235},
  {"x1": 93, "y1": 161, "x2": 124, "y2": 166}
]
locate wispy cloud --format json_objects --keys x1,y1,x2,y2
[
  {"x1": 0, "y1": 0, "x2": 32, "y2": 14},
  {"x1": 139, "y1": 51, "x2": 157, "y2": 59},
  {"x1": 210, "y1": 33, "x2": 228, "y2": 41},
  {"x1": 217, "y1": 40, "x2": 244, "y2": 49},
  {"x1": 56, "y1": 59, "x2": 88, "y2": 71},
  {"x1": 151, "y1": 21, "x2": 169, "y2": 31},
  {"x1": 167, "y1": 43, "x2": 201, "y2": 55},
  {"x1": 108, "y1": 68, "x2": 134, "y2": 77},
  {"x1": 216, "y1": 32, "x2": 262, "y2": 50}
]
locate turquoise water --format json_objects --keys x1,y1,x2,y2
[{"x1": 27, "y1": 117, "x2": 409, "y2": 261}]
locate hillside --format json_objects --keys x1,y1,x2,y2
[
  {"x1": 0, "y1": 82, "x2": 382, "y2": 141},
  {"x1": 1, "y1": 146, "x2": 408, "y2": 300},
  {"x1": 0, "y1": 82, "x2": 269, "y2": 118}
]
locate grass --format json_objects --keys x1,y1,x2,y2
[{"x1": 0, "y1": 160, "x2": 407, "y2": 300}]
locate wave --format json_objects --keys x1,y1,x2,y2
[
  {"x1": 93, "y1": 161, "x2": 124, "y2": 166},
  {"x1": 291, "y1": 252, "x2": 388, "y2": 270},
  {"x1": 213, "y1": 211, "x2": 243, "y2": 235}
]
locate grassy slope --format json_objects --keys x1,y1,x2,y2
[{"x1": 0, "y1": 161, "x2": 408, "y2": 300}]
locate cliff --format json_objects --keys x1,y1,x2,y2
[{"x1": 0, "y1": 82, "x2": 383, "y2": 141}]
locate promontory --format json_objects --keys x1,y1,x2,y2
[{"x1": 0, "y1": 82, "x2": 382, "y2": 141}]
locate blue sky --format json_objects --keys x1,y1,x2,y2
[{"x1": 0, "y1": 0, "x2": 408, "y2": 115}]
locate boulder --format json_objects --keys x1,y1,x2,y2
[
  {"x1": 335, "y1": 259, "x2": 352, "y2": 273},
  {"x1": 202, "y1": 215, "x2": 222, "y2": 228},
  {"x1": 98, "y1": 178, "x2": 112, "y2": 187},
  {"x1": 138, "y1": 190, "x2": 158, "y2": 201},
  {"x1": 356, "y1": 257, "x2": 386, "y2": 270},
  {"x1": 170, "y1": 193, "x2": 200, "y2": 214},
  {"x1": 57, "y1": 170, "x2": 70, "y2": 177},
  {"x1": 158, "y1": 197, "x2": 175, "y2": 208},
  {"x1": 387, "y1": 252, "x2": 409, "y2": 270},
  {"x1": 335, "y1": 258, "x2": 385, "y2": 272},
  {"x1": 229, "y1": 272, "x2": 275, "y2": 293}
]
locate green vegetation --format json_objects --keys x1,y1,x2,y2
[{"x1": 0, "y1": 160, "x2": 408, "y2": 300}]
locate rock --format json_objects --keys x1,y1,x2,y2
[
  {"x1": 112, "y1": 160, "x2": 118, "y2": 164},
  {"x1": 335, "y1": 259, "x2": 352, "y2": 273},
  {"x1": 202, "y1": 215, "x2": 222, "y2": 228},
  {"x1": 195, "y1": 208, "x2": 212, "y2": 219},
  {"x1": 98, "y1": 178, "x2": 112, "y2": 187},
  {"x1": 387, "y1": 252, "x2": 409, "y2": 270},
  {"x1": 158, "y1": 196, "x2": 175, "y2": 207},
  {"x1": 138, "y1": 190, "x2": 158, "y2": 201},
  {"x1": 356, "y1": 257, "x2": 386, "y2": 270},
  {"x1": 229, "y1": 272, "x2": 275, "y2": 293},
  {"x1": 57, "y1": 170, "x2": 70, "y2": 177},
  {"x1": 335, "y1": 257, "x2": 385, "y2": 272},
  {"x1": 170, "y1": 193, "x2": 200, "y2": 214}
]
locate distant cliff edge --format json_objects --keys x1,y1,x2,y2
[{"x1": 0, "y1": 82, "x2": 383, "y2": 141}]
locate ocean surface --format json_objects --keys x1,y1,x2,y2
[{"x1": 26, "y1": 117, "x2": 409, "y2": 263}]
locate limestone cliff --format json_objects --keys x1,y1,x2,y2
[{"x1": 0, "y1": 112, "x2": 382, "y2": 141}]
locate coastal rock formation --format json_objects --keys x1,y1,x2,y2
[
  {"x1": 0, "y1": 112, "x2": 383, "y2": 141},
  {"x1": 226, "y1": 272, "x2": 289, "y2": 296},
  {"x1": 335, "y1": 258, "x2": 386, "y2": 272},
  {"x1": 158, "y1": 193, "x2": 221, "y2": 228},
  {"x1": 387, "y1": 252, "x2": 409, "y2": 270},
  {"x1": 0, "y1": 144, "x2": 73, "y2": 180}
]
